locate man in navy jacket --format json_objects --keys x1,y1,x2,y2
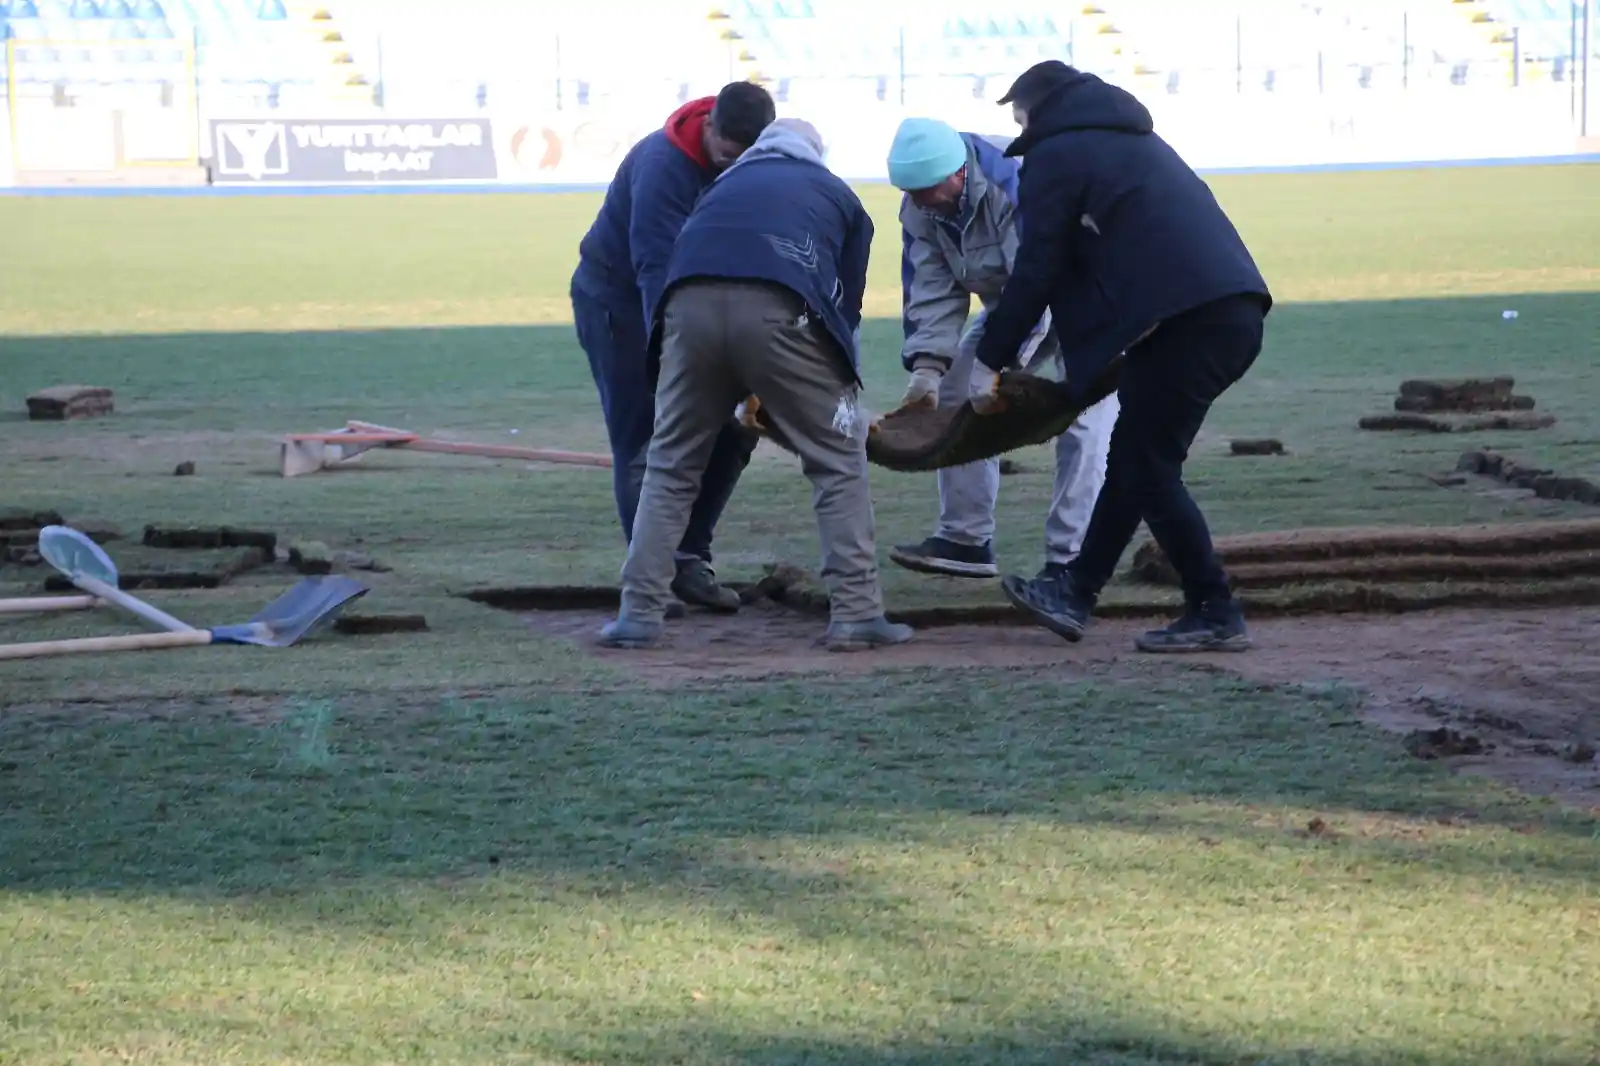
[
  {"x1": 973, "y1": 61, "x2": 1273, "y2": 654},
  {"x1": 571, "y1": 81, "x2": 775, "y2": 614},
  {"x1": 598, "y1": 119, "x2": 912, "y2": 654}
]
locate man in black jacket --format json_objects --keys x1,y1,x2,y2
[{"x1": 972, "y1": 60, "x2": 1273, "y2": 653}]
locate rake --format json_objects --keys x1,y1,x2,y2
[{"x1": 0, "y1": 527, "x2": 368, "y2": 661}]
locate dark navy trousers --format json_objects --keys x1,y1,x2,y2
[
  {"x1": 1067, "y1": 293, "x2": 1267, "y2": 607},
  {"x1": 570, "y1": 272, "x2": 754, "y2": 562}
]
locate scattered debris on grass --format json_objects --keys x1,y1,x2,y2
[
  {"x1": 1230, "y1": 438, "x2": 1285, "y2": 456},
  {"x1": 1, "y1": 512, "x2": 123, "y2": 567},
  {"x1": 1299, "y1": 816, "x2": 1339, "y2": 839},
  {"x1": 1393, "y1": 377, "x2": 1536, "y2": 413},
  {"x1": 1455, "y1": 450, "x2": 1600, "y2": 505},
  {"x1": 287, "y1": 541, "x2": 390, "y2": 575},
  {"x1": 1403, "y1": 727, "x2": 1486, "y2": 760},
  {"x1": 25, "y1": 385, "x2": 114, "y2": 421},
  {"x1": 42, "y1": 545, "x2": 271, "y2": 591},
  {"x1": 143, "y1": 525, "x2": 278, "y2": 553},
  {"x1": 1363, "y1": 378, "x2": 1554, "y2": 431},
  {"x1": 1358, "y1": 411, "x2": 1556, "y2": 433}
]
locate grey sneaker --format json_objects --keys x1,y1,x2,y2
[
  {"x1": 672, "y1": 558, "x2": 741, "y2": 613},
  {"x1": 1135, "y1": 600, "x2": 1252, "y2": 653},
  {"x1": 889, "y1": 536, "x2": 998, "y2": 578},
  {"x1": 597, "y1": 616, "x2": 665, "y2": 649},
  {"x1": 823, "y1": 616, "x2": 915, "y2": 652}
]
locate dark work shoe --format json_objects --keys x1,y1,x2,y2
[
  {"x1": 597, "y1": 616, "x2": 664, "y2": 650},
  {"x1": 1135, "y1": 600, "x2": 1252, "y2": 654},
  {"x1": 672, "y1": 558, "x2": 741, "y2": 613},
  {"x1": 665, "y1": 600, "x2": 686, "y2": 620},
  {"x1": 823, "y1": 616, "x2": 915, "y2": 652},
  {"x1": 889, "y1": 536, "x2": 998, "y2": 578},
  {"x1": 1001, "y1": 569, "x2": 1095, "y2": 643}
]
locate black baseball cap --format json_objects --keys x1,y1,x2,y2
[{"x1": 997, "y1": 60, "x2": 1078, "y2": 108}]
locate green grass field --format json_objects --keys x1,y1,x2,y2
[{"x1": 2, "y1": 164, "x2": 1598, "y2": 1065}]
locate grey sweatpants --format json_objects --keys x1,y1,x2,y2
[
  {"x1": 934, "y1": 308, "x2": 1120, "y2": 564},
  {"x1": 620, "y1": 280, "x2": 885, "y2": 625}
]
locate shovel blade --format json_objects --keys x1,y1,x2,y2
[
  {"x1": 211, "y1": 576, "x2": 369, "y2": 648},
  {"x1": 37, "y1": 525, "x2": 120, "y2": 585}
]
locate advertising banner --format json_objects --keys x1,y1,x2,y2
[
  {"x1": 491, "y1": 112, "x2": 654, "y2": 186},
  {"x1": 206, "y1": 118, "x2": 498, "y2": 185},
  {"x1": 488, "y1": 86, "x2": 1583, "y2": 190}
]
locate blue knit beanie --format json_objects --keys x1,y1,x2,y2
[{"x1": 886, "y1": 117, "x2": 968, "y2": 191}]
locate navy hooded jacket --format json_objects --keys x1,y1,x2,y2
[
  {"x1": 653, "y1": 125, "x2": 873, "y2": 385},
  {"x1": 573, "y1": 98, "x2": 719, "y2": 332},
  {"x1": 975, "y1": 70, "x2": 1272, "y2": 393}
]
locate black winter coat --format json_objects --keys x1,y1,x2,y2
[{"x1": 975, "y1": 70, "x2": 1272, "y2": 393}]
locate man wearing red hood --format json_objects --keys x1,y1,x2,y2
[{"x1": 572, "y1": 82, "x2": 776, "y2": 614}]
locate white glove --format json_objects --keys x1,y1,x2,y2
[
  {"x1": 967, "y1": 359, "x2": 1002, "y2": 415},
  {"x1": 901, "y1": 366, "x2": 942, "y2": 410}
]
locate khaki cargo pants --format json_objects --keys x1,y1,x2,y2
[{"x1": 620, "y1": 279, "x2": 885, "y2": 625}]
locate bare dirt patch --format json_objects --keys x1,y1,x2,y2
[{"x1": 525, "y1": 602, "x2": 1600, "y2": 811}]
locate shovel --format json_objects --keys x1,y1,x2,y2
[{"x1": 0, "y1": 527, "x2": 369, "y2": 661}]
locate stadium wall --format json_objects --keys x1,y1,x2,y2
[
  {"x1": 3, "y1": 85, "x2": 1595, "y2": 193},
  {"x1": 175, "y1": 84, "x2": 1600, "y2": 187}
]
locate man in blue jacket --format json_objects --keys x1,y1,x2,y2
[
  {"x1": 598, "y1": 119, "x2": 912, "y2": 654},
  {"x1": 571, "y1": 81, "x2": 776, "y2": 614},
  {"x1": 884, "y1": 117, "x2": 1117, "y2": 582},
  {"x1": 972, "y1": 61, "x2": 1273, "y2": 654}
]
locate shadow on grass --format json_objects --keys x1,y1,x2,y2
[
  {"x1": 1, "y1": 671, "x2": 1593, "y2": 905},
  {"x1": 577, "y1": 1019, "x2": 1518, "y2": 1066},
  {"x1": 2, "y1": 291, "x2": 1598, "y2": 434}
]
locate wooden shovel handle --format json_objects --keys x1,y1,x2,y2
[
  {"x1": 284, "y1": 432, "x2": 419, "y2": 444},
  {"x1": 345, "y1": 421, "x2": 612, "y2": 468},
  {"x1": 0, "y1": 595, "x2": 99, "y2": 615},
  {"x1": 0, "y1": 629, "x2": 214, "y2": 661}
]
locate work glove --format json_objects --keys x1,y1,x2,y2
[
  {"x1": 967, "y1": 359, "x2": 1002, "y2": 415},
  {"x1": 901, "y1": 366, "x2": 943, "y2": 410}
]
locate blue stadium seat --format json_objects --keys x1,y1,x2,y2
[{"x1": 1482, "y1": 0, "x2": 1575, "y2": 60}]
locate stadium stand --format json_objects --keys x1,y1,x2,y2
[
  {"x1": 706, "y1": 0, "x2": 1589, "y2": 104},
  {"x1": 0, "y1": 0, "x2": 365, "y2": 107},
  {"x1": 307, "y1": 0, "x2": 738, "y2": 112},
  {"x1": 1457, "y1": 0, "x2": 1588, "y2": 80},
  {"x1": 0, "y1": 0, "x2": 1589, "y2": 109}
]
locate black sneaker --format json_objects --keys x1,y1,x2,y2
[
  {"x1": 889, "y1": 536, "x2": 998, "y2": 578},
  {"x1": 1135, "y1": 599, "x2": 1252, "y2": 653},
  {"x1": 1001, "y1": 568, "x2": 1095, "y2": 643},
  {"x1": 671, "y1": 558, "x2": 741, "y2": 613}
]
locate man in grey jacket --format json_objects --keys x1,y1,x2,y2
[{"x1": 884, "y1": 117, "x2": 1119, "y2": 580}]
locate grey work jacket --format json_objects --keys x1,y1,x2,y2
[{"x1": 899, "y1": 136, "x2": 1048, "y2": 370}]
